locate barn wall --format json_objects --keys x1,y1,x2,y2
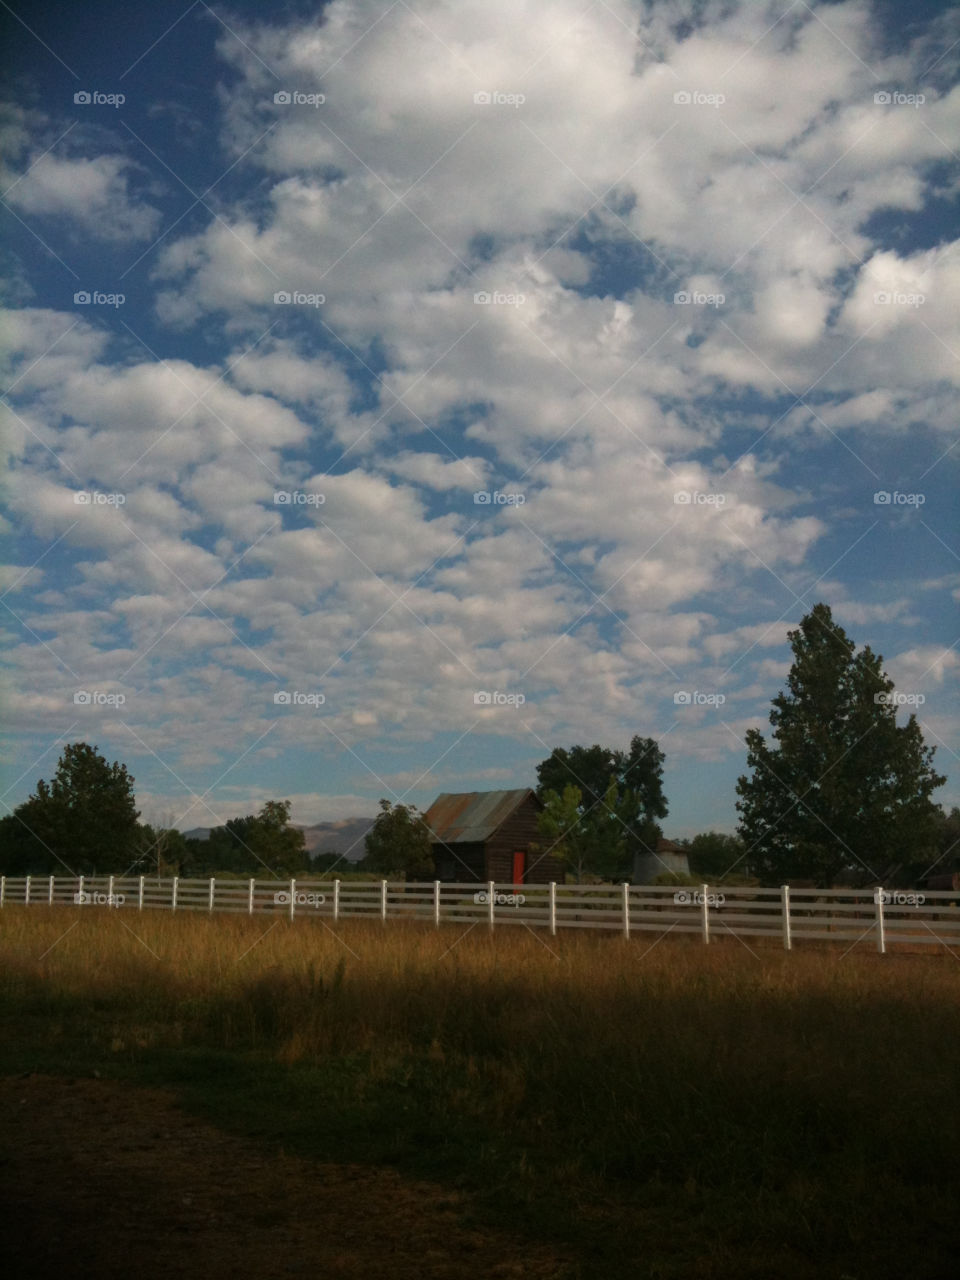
[
  {"x1": 434, "y1": 841, "x2": 485, "y2": 881},
  {"x1": 482, "y1": 794, "x2": 565, "y2": 884},
  {"x1": 431, "y1": 794, "x2": 566, "y2": 883}
]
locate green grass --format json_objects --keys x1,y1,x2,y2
[{"x1": 1, "y1": 906, "x2": 958, "y2": 1278}]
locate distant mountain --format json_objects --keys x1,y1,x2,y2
[
  {"x1": 180, "y1": 817, "x2": 375, "y2": 862},
  {"x1": 295, "y1": 817, "x2": 375, "y2": 861}
]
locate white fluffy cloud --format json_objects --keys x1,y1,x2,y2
[
  {"x1": 5, "y1": 153, "x2": 161, "y2": 242},
  {"x1": 4, "y1": 0, "x2": 958, "y2": 821}
]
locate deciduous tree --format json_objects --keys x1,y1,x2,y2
[
  {"x1": 363, "y1": 799, "x2": 434, "y2": 878},
  {"x1": 0, "y1": 742, "x2": 140, "y2": 874},
  {"x1": 535, "y1": 736, "x2": 668, "y2": 878}
]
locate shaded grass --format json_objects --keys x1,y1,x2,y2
[{"x1": 1, "y1": 907, "x2": 958, "y2": 1278}]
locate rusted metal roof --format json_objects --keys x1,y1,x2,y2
[{"x1": 423, "y1": 789, "x2": 536, "y2": 844}]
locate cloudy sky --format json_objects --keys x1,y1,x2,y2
[{"x1": 2, "y1": 0, "x2": 958, "y2": 838}]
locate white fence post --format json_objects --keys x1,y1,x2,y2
[
  {"x1": 29, "y1": 869, "x2": 924, "y2": 956},
  {"x1": 0, "y1": 875, "x2": 5, "y2": 907},
  {"x1": 781, "y1": 884, "x2": 792, "y2": 950},
  {"x1": 875, "y1": 887, "x2": 886, "y2": 954},
  {"x1": 700, "y1": 883, "x2": 710, "y2": 945}
]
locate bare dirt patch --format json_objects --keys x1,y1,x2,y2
[{"x1": 0, "y1": 1074, "x2": 574, "y2": 1280}]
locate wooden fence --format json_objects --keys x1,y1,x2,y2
[{"x1": 2, "y1": 875, "x2": 959, "y2": 953}]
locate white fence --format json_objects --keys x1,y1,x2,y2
[{"x1": 2, "y1": 874, "x2": 959, "y2": 953}]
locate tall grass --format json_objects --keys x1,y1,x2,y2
[{"x1": 2, "y1": 907, "x2": 958, "y2": 1278}]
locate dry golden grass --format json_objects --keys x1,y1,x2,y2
[
  {"x1": 3, "y1": 905, "x2": 959, "y2": 1056},
  {"x1": 2, "y1": 906, "x2": 959, "y2": 1278}
]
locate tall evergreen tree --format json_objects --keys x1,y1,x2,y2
[{"x1": 736, "y1": 604, "x2": 945, "y2": 886}]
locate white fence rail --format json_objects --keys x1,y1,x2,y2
[{"x1": 1, "y1": 875, "x2": 958, "y2": 953}]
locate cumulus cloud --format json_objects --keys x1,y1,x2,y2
[
  {"x1": 5, "y1": 152, "x2": 162, "y2": 242},
  {"x1": 4, "y1": 0, "x2": 958, "y2": 821}
]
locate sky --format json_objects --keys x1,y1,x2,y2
[{"x1": 1, "y1": 0, "x2": 959, "y2": 838}]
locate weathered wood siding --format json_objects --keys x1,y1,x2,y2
[
  {"x1": 482, "y1": 793, "x2": 565, "y2": 884},
  {"x1": 434, "y1": 841, "x2": 485, "y2": 881},
  {"x1": 431, "y1": 793, "x2": 565, "y2": 883}
]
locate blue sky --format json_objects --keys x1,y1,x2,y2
[{"x1": 2, "y1": 0, "x2": 958, "y2": 835}]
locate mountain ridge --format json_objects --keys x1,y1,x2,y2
[{"x1": 181, "y1": 816, "x2": 376, "y2": 861}]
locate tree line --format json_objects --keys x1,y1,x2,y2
[
  {"x1": 360, "y1": 604, "x2": 955, "y2": 887},
  {"x1": 0, "y1": 747, "x2": 310, "y2": 879},
  {"x1": 2, "y1": 605, "x2": 956, "y2": 888}
]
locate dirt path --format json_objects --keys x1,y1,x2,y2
[{"x1": 0, "y1": 1074, "x2": 574, "y2": 1280}]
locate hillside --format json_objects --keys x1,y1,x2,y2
[
  {"x1": 181, "y1": 818, "x2": 375, "y2": 863},
  {"x1": 294, "y1": 817, "x2": 375, "y2": 862}
]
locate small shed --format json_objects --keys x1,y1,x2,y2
[
  {"x1": 632, "y1": 837, "x2": 690, "y2": 884},
  {"x1": 423, "y1": 789, "x2": 565, "y2": 884}
]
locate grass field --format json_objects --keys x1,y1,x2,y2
[{"x1": 1, "y1": 907, "x2": 958, "y2": 1278}]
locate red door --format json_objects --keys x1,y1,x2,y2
[{"x1": 512, "y1": 851, "x2": 525, "y2": 885}]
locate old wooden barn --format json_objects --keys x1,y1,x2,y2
[{"x1": 423, "y1": 788, "x2": 566, "y2": 884}]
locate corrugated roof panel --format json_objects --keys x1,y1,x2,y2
[{"x1": 424, "y1": 789, "x2": 535, "y2": 844}]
